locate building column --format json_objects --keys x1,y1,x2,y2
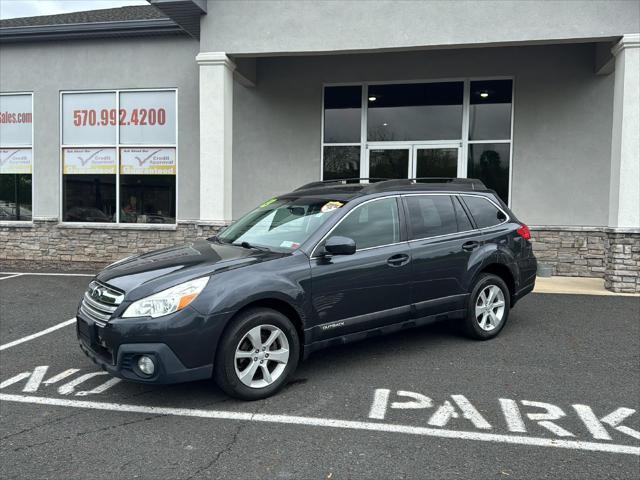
[
  {"x1": 608, "y1": 34, "x2": 639, "y2": 229},
  {"x1": 196, "y1": 52, "x2": 235, "y2": 223},
  {"x1": 605, "y1": 34, "x2": 640, "y2": 293}
]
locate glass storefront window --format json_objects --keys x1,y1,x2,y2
[
  {"x1": 322, "y1": 145, "x2": 360, "y2": 180},
  {"x1": 0, "y1": 174, "x2": 32, "y2": 221},
  {"x1": 119, "y1": 91, "x2": 176, "y2": 145},
  {"x1": 120, "y1": 175, "x2": 175, "y2": 224},
  {"x1": 324, "y1": 86, "x2": 362, "y2": 143},
  {"x1": 415, "y1": 148, "x2": 458, "y2": 178},
  {"x1": 61, "y1": 90, "x2": 177, "y2": 223},
  {"x1": 467, "y1": 143, "x2": 510, "y2": 203},
  {"x1": 369, "y1": 149, "x2": 409, "y2": 179},
  {"x1": 1, "y1": 93, "x2": 33, "y2": 221},
  {"x1": 321, "y1": 79, "x2": 514, "y2": 204},
  {"x1": 367, "y1": 82, "x2": 463, "y2": 141},
  {"x1": 63, "y1": 174, "x2": 116, "y2": 222},
  {"x1": 469, "y1": 80, "x2": 513, "y2": 141}
]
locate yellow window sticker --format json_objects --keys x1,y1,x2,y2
[
  {"x1": 259, "y1": 198, "x2": 278, "y2": 208},
  {"x1": 321, "y1": 201, "x2": 344, "y2": 213}
]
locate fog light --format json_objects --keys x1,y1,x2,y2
[{"x1": 137, "y1": 355, "x2": 155, "y2": 376}]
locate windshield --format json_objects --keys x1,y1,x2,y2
[{"x1": 217, "y1": 196, "x2": 346, "y2": 252}]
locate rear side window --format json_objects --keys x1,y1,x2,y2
[
  {"x1": 453, "y1": 196, "x2": 473, "y2": 231},
  {"x1": 331, "y1": 197, "x2": 400, "y2": 249},
  {"x1": 462, "y1": 195, "x2": 507, "y2": 228},
  {"x1": 405, "y1": 195, "x2": 458, "y2": 239}
]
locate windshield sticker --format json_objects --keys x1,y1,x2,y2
[
  {"x1": 321, "y1": 201, "x2": 344, "y2": 213},
  {"x1": 259, "y1": 198, "x2": 278, "y2": 208},
  {"x1": 280, "y1": 241, "x2": 301, "y2": 250}
]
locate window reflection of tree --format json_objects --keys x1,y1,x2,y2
[
  {"x1": 417, "y1": 150, "x2": 457, "y2": 178},
  {"x1": 471, "y1": 149, "x2": 509, "y2": 202},
  {"x1": 370, "y1": 151, "x2": 408, "y2": 179},
  {"x1": 323, "y1": 147, "x2": 360, "y2": 179},
  {"x1": 368, "y1": 128, "x2": 398, "y2": 142}
]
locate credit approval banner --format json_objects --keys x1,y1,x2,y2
[
  {"x1": 0, "y1": 148, "x2": 32, "y2": 174},
  {"x1": 120, "y1": 148, "x2": 176, "y2": 175},
  {"x1": 63, "y1": 148, "x2": 117, "y2": 174}
]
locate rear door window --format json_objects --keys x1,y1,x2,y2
[
  {"x1": 462, "y1": 195, "x2": 507, "y2": 228},
  {"x1": 330, "y1": 197, "x2": 400, "y2": 249},
  {"x1": 405, "y1": 195, "x2": 458, "y2": 240}
]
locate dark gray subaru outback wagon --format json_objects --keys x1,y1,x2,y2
[{"x1": 77, "y1": 178, "x2": 537, "y2": 400}]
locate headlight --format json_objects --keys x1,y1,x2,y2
[{"x1": 122, "y1": 277, "x2": 210, "y2": 318}]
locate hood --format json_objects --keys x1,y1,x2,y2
[{"x1": 96, "y1": 239, "x2": 285, "y2": 295}]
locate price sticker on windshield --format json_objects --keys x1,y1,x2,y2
[{"x1": 321, "y1": 201, "x2": 344, "y2": 213}]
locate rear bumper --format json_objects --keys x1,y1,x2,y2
[{"x1": 76, "y1": 317, "x2": 213, "y2": 384}]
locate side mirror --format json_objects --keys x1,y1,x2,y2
[{"x1": 324, "y1": 236, "x2": 356, "y2": 256}]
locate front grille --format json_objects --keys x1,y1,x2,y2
[{"x1": 80, "y1": 280, "x2": 124, "y2": 326}]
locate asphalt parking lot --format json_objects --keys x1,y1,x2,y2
[{"x1": 1, "y1": 272, "x2": 639, "y2": 479}]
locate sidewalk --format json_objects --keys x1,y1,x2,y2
[{"x1": 534, "y1": 276, "x2": 640, "y2": 297}]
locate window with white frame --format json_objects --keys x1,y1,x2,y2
[
  {"x1": 0, "y1": 93, "x2": 33, "y2": 221},
  {"x1": 322, "y1": 85, "x2": 362, "y2": 180},
  {"x1": 322, "y1": 79, "x2": 513, "y2": 203},
  {"x1": 61, "y1": 89, "x2": 177, "y2": 223},
  {"x1": 467, "y1": 79, "x2": 513, "y2": 203}
]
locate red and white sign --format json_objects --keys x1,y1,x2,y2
[
  {"x1": 0, "y1": 94, "x2": 32, "y2": 147},
  {"x1": 120, "y1": 148, "x2": 176, "y2": 175},
  {"x1": 119, "y1": 91, "x2": 176, "y2": 145},
  {"x1": 61, "y1": 91, "x2": 176, "y2": 146}
]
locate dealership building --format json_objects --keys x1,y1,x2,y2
[{"x1": 0, "y1": 0, "x2": 638, "y2": 292}]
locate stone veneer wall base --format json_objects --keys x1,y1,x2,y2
[
  {"x1": 530, "y1": 226, "x2": 639, "y2": 293},
  {"x1": 0, "y1": 220, "x2": 224, "y2": 272}
]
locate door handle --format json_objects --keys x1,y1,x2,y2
[
  {"x1": 387, "y1": 253, "x2": 410, "y2": 267},
  {"x1": 462, "y1": 241, "x2": 480, "y2": 252}
]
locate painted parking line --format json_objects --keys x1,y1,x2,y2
[
  {"x1": 0, "y1": 317, "x2": 76, "y2": 352},
  {"x1": 0, "y1": 273, "x2": 24, "y2": 281},
  {"x1": 0, "y1": 393, "x2": 638, "y2": 456},
  {"x1": 0, "y1": 272, "x2": 95, "y2": 277}
]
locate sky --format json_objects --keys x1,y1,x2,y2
[{"x1": 0, "y1": 0, "x2": 149, "y2": 20}]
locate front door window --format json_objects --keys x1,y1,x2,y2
[
  {"x1": 414, "y1": 147, "x2": 459, "y2": 178},
  {"x1": 367, "y1": 145, "x2": 461, "y2": 180},
  {"x1": 368, "y1": 149, "x2": 410, "y2": 179}
]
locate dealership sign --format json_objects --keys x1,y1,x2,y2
[
  {"x1": 62, "y1": 91, "x2": 176, "y2": 146},
  {"x1": 0, "y1": 94, "x2": 33, "y2": 147},
  {"x1": 63, "y1": 148, "x2": 117, "y2": 174},
  {"x1": 0, "y1": 148, "x2": 32, "y2": 174},
  {"x1": 120, "y1": 148, "x2": 176, "y2": 175}
]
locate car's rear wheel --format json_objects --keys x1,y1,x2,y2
[
  {"x1": 463, "y1": 273, "x2": 510, "y2": 340},
  {"x1": 214, "y1": 307, "x2": 300, "y2": 400}
]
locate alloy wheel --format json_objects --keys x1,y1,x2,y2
[
  {"x1": 234, "y1": 324, "x2": 290, "y2": 389},
  {"x1": 475, "y1": 285, "x2": 506, "y2": 332}
]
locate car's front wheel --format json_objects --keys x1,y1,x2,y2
[
  {"x1": 463, "y1": 273, "x2": 511, "y2": 340},
  {"x1": 214, "y1": 307, "x2": 300, "y2": 400}
]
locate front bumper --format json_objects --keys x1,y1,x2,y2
[{"x1": 76, "y1": 313, "x2": 216, "y2": 384}]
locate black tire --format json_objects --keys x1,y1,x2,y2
[
  {"x1": 463, "y1": 273, "x2": 511, "y2": 340},
  {"x1": 214, "y1": 307, "x2": 300, "y2": 400}
]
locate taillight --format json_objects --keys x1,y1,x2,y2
[{"x1": 517, "y1": 224, "x2": 531, "y2": 240}]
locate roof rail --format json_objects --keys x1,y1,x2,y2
[
  {"x1": 294, "y1": 178, "x2": 388, "y2": 191},
  {"x1": 361, "y1": 177, "x2": 486, "y2": 193}
]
